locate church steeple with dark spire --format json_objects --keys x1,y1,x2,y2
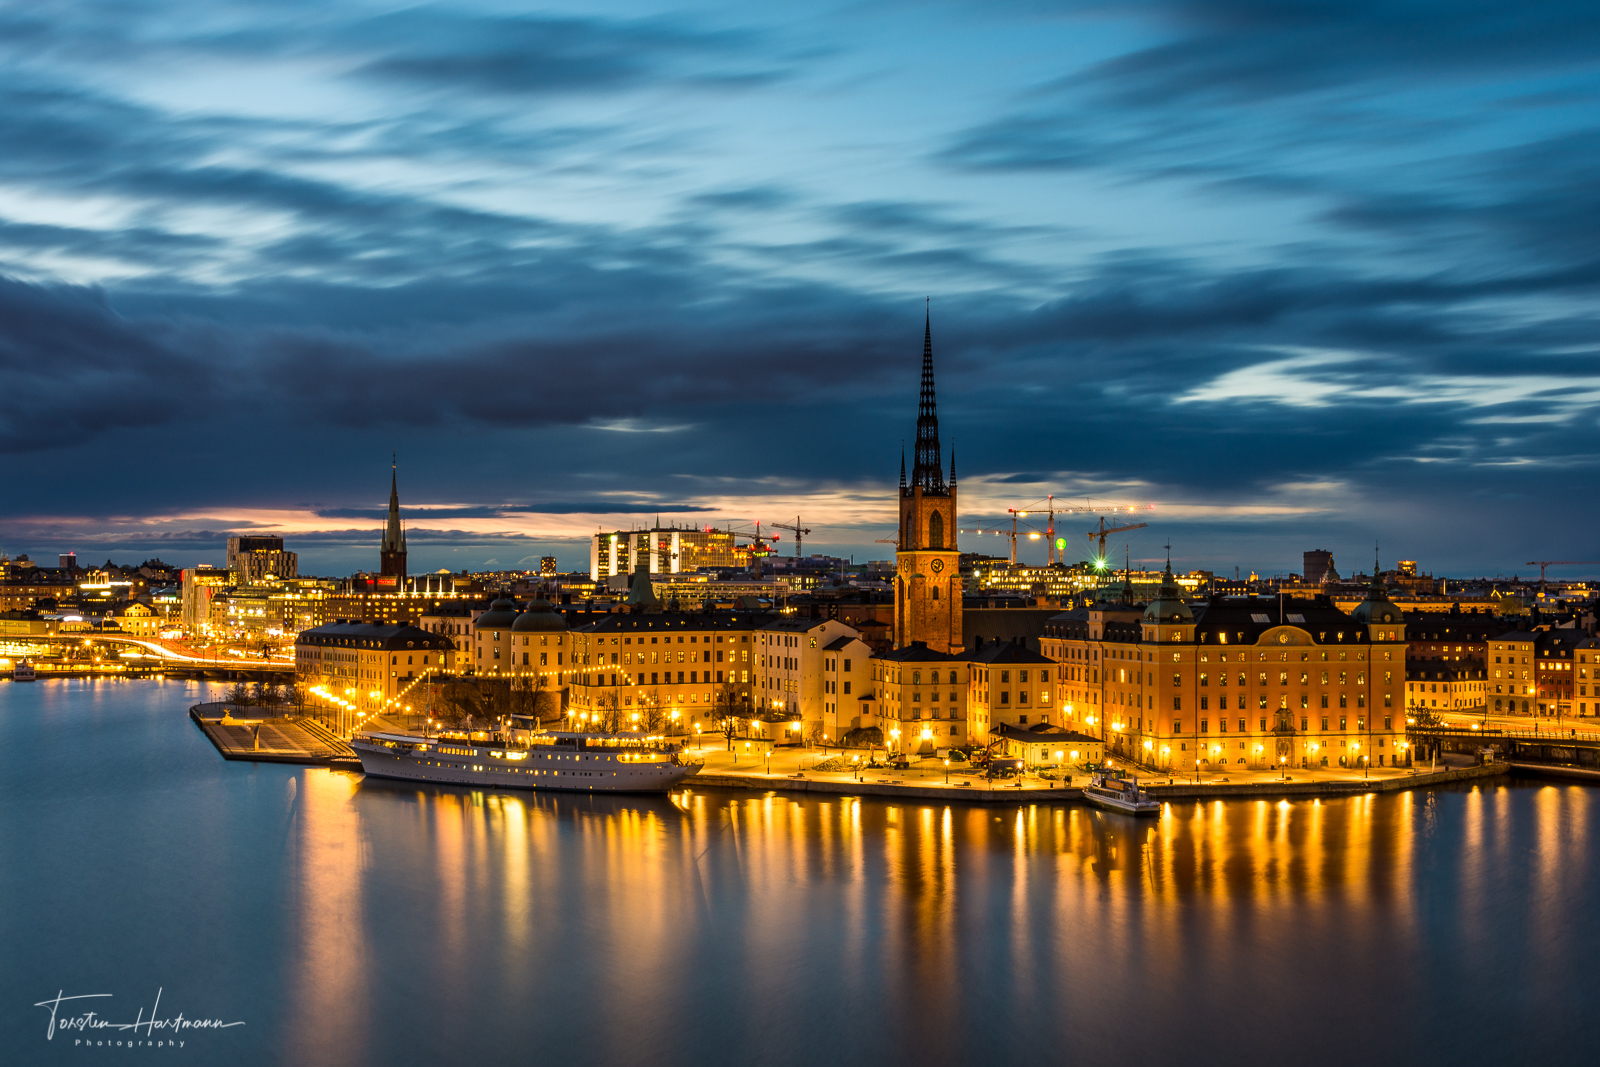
[
  {"x1": 380, "y1": 457, "x2": 408, "y2": 578},
  {"x1": 894, "y1": 305, "x2": 960, "y2": 654},
  {"x1": 910, "y1": 306, "x2": 946, "y2": 493}
]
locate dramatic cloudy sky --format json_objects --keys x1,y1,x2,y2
[{"x1": 2, "y1": 0, "x2": 1598, "y2": 578}]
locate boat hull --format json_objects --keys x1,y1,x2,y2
[
  {"x1": 352, "y1": 741, "x2": 701, "y2": 794},
  {"x1": 1083, "y1": 790, "x2": 1161, "y2": 816}
]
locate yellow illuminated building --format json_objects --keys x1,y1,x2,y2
[
  {"x1": 568, "y1": 611, "x2": 760, "y2": 730},
  {"x1": 295, "y1": 620, "x2": 457, "y2": 715},
  {"x1": 871, "y1": 642, "x2": 968, "y2": 753},
  {"x1": 1041, "y1": 564, "x2": 1410, "y2": 773}
]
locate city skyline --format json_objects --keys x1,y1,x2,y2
[{"x1": 2, "y1": 2, "x2": 1599, "y2": 575}]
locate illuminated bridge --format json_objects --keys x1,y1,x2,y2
[
  {"x1": 1410, "y1": 725, "x2": 1600, "y2": 779},
  {"x1": 2, "y1": 632, "x2": 293, "y2": 677}
]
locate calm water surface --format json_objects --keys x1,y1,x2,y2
[{"x1": 2, "y1": 678, "x2": 1597, "y2": 1066}]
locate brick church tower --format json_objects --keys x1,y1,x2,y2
[{"x1": 894, "y1": 311, "x2": 962, "y2": 653}]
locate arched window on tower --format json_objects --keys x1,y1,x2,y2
[{"x1": 929, "y1": 510, "x2": 944, "y2": 550}]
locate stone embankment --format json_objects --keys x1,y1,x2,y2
[
  {"x1": 190, "y1": 703, "x2": 355, "y2": 766},
  {"x1": 690, "y1": 760, "x2": 1506, "y2": 805}
]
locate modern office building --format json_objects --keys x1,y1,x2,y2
[
  {"x1": 227, "y1": 536, "x2": 298, "y2": 582},
  {"x1": 589, "y1": 525, "x2": 742, "y2": 580}
]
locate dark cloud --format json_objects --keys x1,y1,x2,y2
[
  {"x1": 351, "y1": 12, "x2": 780, "y2": 96},
  {"x1": 1062, "y1": 0, "x2": 1600, "y2": 106},
  {"x1": 0, "y1": 1, "x2": 1597, "y2": 575},
  {"x1": 315, "y1": 503, "x2": 720, "y2": 519},
  {"x1": 0, "y1": 277, "x2": 219, "y2": 453}
]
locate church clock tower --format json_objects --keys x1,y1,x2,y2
[{"x1": 895, "y1": 311, "x2": 962, "y2": 653}]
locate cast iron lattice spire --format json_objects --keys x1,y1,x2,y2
[
  {"x1": 383, "y1": 456, "x2": 406, "y2": 553},
  {"x1": 910, "y1": 306, "x2": 946, "y2": 493}
]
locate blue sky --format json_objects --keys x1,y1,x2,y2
[{"x1": 2, "y1": 0, "x2": 1598, "y2": 579}]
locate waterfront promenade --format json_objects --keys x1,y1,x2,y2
[
  {"x1": 205, "y1": 707, "x2": 1503, "y2": 801},
  {"x1": 679, "y1": 740, "x2": 1500, "y2": 802},
  {"x1": 190, "y1": 702, "x2": 355, "y2": 765}
]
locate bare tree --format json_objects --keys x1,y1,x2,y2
[
  {"x1": 593, "y1": 691, "x2": 624, "y2": 734},
  {"x1": 225, "y1": 680, "x2": 252, "y2": 708},
  {"x1": 509, "y1": 673, "x2": 537, "y2": 718},
  {"x1": 643, "y1": 703, "x2": 666, "y2": 734}
]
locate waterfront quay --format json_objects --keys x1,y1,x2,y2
[
  {"x1": 685, "y1": 739, "x2": 1502, "y2": 802},
  {"x1": 190, "y1": 702, "x2": 355, "y2": 765},
  {"x1": 196, "y1": 704, "x2": 1505, "y2": 802}
]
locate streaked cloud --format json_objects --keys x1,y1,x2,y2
[{"x1": 0, "y1": 0, "x2": 1597, "y2": 576}]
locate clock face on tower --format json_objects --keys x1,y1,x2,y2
[{"x1": 929, "y1": 558, "x2": 945, "y2": 573}]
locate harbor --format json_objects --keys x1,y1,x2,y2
[{"x1": 189, "y1": 702, "x2": 1509, "y2": 804}]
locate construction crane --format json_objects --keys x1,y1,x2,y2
[
  {"x1": 1525, "y1": 560, "x2": 1600, "y2": 595},
  {"x1": 1088, "y1": 517, "x2": 1150, "y2": 571},
  {"x1": 731, "y1": 521, "x2": 781, "y2": 574},
  {"x1": 972, "y1": 498, "x2": 1153, "y2": 567},
  {"x1": 959, "y1": 515, "x2": 1045, "y2": 567},
  {"x1": 770, "y1": 516, "x2": 811, "y2": 559}
]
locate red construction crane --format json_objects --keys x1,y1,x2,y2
[{"x1": 731, "y1": 521, "x2": 781, "y2": 573}]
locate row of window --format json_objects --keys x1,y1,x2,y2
[{"x1": 1167, "y1": 715, "x2": 1393, "y2": 734}]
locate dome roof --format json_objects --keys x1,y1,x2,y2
[
  {"x1": 474, "y1": 597, "x2": 521, "y2": 628},
  {"x1": 512, "y1": 598, "x2": 567, "y2": 632},
  {"x1": 1143, "y1": 563, "x2": 1193, "y2": 623},
  {"x1": 1350, "y1": 557, "x2": 1403, "y2": 625},
  {"x1": 1351, "y1": 585, "x2": 1402, "y2": 625}
]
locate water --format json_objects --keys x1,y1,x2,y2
[{"x1": 2, "y1": 678, "x2": 1597, "y2": 1066}]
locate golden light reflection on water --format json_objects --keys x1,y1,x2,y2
[
  {"x1": 268, "y1": 776, "x2": 1600, "y2": 1065},
  {"x1": 286, "y1": 770, "x2": 370, "y2": 1066}
]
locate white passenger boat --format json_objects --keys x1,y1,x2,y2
[
  {"x1": 350, "y1": 730, "x2": 703, "y2": 794},
  {"x1": 11, "y1": 658, "x2": 36, "y2": 681},
  {"x1": 1083, "y1": 772, "x2": 1161, "y2": 815}
]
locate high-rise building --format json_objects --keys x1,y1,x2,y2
[
  {"x1": 181, "y1": 566, "x2": 232, "y2": 633},
  {"x1": 590, "y1": 526, "x2": 741, "y2": 580},
  {"x1": 894, "y1": 311, "x2": 962, "y2": 653},
  {"x1": 227, "y1": 536, "x2": 298, "y2": 582},
  {"x1": 380, "y1": 463, "x2": 407, "y2": 578},
  {"x1": 1304, "y1": 549, "x2": 1338, "y2": 585}
]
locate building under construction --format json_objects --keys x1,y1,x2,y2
[{"x1": 589, "y1": 525, "x2": 744, "y2": 580}]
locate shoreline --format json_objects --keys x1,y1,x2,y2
[{"x1": 689, "y1": 759, "x2": 1507, "y2": 804}]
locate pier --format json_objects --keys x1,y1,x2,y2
[{"x1": 190, "y1": 702, "x2": 356, "y2": 766}]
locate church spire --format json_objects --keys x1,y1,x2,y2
[
  {"x1": 380, "y1": 456, "x2": 408, "y2": 578},
  {"x1": 910, "y1": 303, "x2": 946, "y2": 493},
  {"x1": 899, "y1": 443, "x2": 906, "y2": 489}
]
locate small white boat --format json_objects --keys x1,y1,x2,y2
[
  {"x1": 11, "y1": 658, "x2": 36, "y2": 681},
  {"x1": 1083, "y1": 772, "x2": 1161, "y2": 815}
]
